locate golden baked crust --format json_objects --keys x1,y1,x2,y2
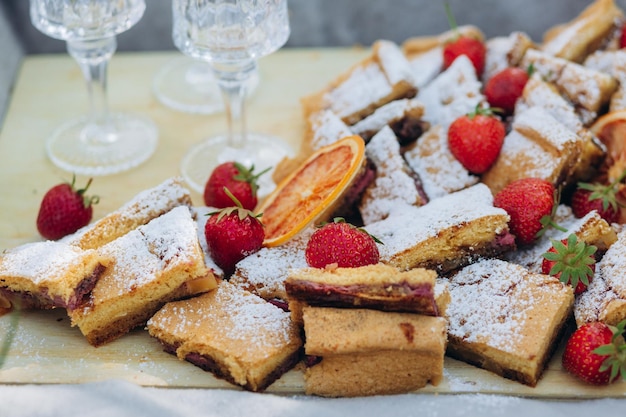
[
  {"x1": 302, "y1": 306, "x2": 447, "y2": 397},
  {"x1": 0, "y1": 241, "x2": 110, "y2": 311},
  {"x1": 541, "y1": 0, "x2": 624, "y2": 63},
  {"x1": 446, "y1": 259, "x2": 574, "y2": 387},
  {"x1": 62, "y1": 177, "x2": 193, "y2": 250},
  {"x1": 363, "y1": 183, "x2": 514, "y2": 273},
  {"x1": 147, "y1": 281, "x2": 303, "y2": 392},
  {"x1": 70, "y1": 206, "x2": 216, "y2": 346}
]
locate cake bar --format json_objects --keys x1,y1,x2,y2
[
  {"x1": 447, "y1": 258, "x2": 574, "y2": 386},
  {"x1": 147, "y1": 281, "x2": 303, "y2": 392},
  {"x1": 0, "y1": 241, "x2": 110, "y2": 311},
  {"x1": 302, "y1": 306, "x2": 447, "y2": 397},
  {"x1": 483, "y1": 31, "x2": 534, "y2": 82},
  {"x1": 69, "y1": 206, "x2": 217, "y2": 346}
]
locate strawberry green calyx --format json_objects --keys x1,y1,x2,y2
[
  {"x1": 577, "y1": 169, "x2": 626, "y2": 213},
  {"x1": 232, "y1": 162, "x2": 270, "y2": 196},
  {"x1": 542, "y1": 233, "x2": 597, "y2": 290},
  {"x1": 208, "y1": 187, "x2": 263, "y2": 223},
  {"x1": 466, "y1": 104, "x2": 501, "y2": 120},
  {"x1": 70, "y1": 175, "x2": 99, "y2": 208},
  {"x1": 594, "y1": 319, "x2": 626, "y2": 382},
  {"x1": 537, "y1": 188, "x2": 567, "y2": 238},
  {"x1": 325, "y1": 217, "x2": 384, "y2": 245}
]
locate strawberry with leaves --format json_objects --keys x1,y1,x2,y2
[
  {"x1": 571, "y1": 170, "x2": 626, "y2": 224},
  {"x1": 484, "y1": 65, "x2": 533, "y2": 115},
  {"x1": 204, "y1": 188, "x2": 265, "y2": 277},
  {"x1": 204, "y1": 162, "x2": 270, "y2": 210},
  {"x1": 36, "y1": 176, "x2": 99, "y2": 240},
  {"x1": 305, "y1": 218, "x2": 381, "y2": 269},
  {"x1": 542, "y1": 233, "x2": 597, "y2": 294},
  {"x1": 442, "y1": 3, "x2": 486, "y2": 77},
  {"x1": 562, "y1": 320, "x2": 626, "y2": 385}
]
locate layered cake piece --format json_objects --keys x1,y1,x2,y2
[
  {"x1": 416, "y1": 55, "x2": 485, "y2": 130},
  {"x1": 63, "y1": 177, "x2": 193, "y2": 250},
  {"x1": 350, "y1": 98, "x2": 428, "y2": 144},
  {"x1": 585, "y1": 50, "x2": 626, "y2": 112},
  {"x1": 359, "y1": 126, "x2": 427, "y2": 224},
  {"x1": 447, "y1": 258, "x2": 574, "y2": 386},
  {"x1": 505, "y1": 205, "x2": 617, "y2": 273},
  {"x1": 302, "y1": 306, "x2": 447, "y2": 397},
  {"x1": 0, "y1": 241, "x2": 110, "y2": 311},
  {"x1": 363, "y1": 183, "x2": 515, "y2": 273},
  {"x1": 575, "y1": 228, "x2": 626, "y2": 327},
  {"x1": 540, "y1": 0, "x2": 623, "y2": 63},
  {"x1": 482, "y1": 106, "x2": 585, "y2": 194},
  {"x1": 285, "y1": 263, "x2": 449, "y2": 325},
  {"x1": 301, "y1": 40, "x2": 417, "y2": 125},
  {"x1": 404, "y1": 124, "x2": 479, "y2": 200},
  {"x1": 147, "y1": 281, "x2": 303, "y2": 392},
  {"x1": 69, "y1": 206, "x2": 216, "y2": 346}
]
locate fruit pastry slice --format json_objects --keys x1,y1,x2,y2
[
  {"x1": 62, "y1": 177, "x2": 193, "y2": 250},
  {"x1": 363, "y1": 183, "x2": 515, "y2": 273},
  {"x1": 446, "y1": 258, "x2": 574, "y2": 387},
  {"x1": 540, "y1": 0, "x2": 624, "y2": 63},
  {"x1": 301, "y1": 306, "x2": 447, "y2": 397},
  {"x1": 301, "y1": 40, "x2": 417, "y2": 126},
  {"x1": 284, "y1": 263, "x2": 450, "y2": 326},
  {"x1": 147, "y1": 280, "x2": 303, "y2": 392},
  {"x1": 0, "y1": 241, "x2": 111, "y2": 312},
  {"x1": 575, "y1": 227, "x2": 626, "y2": 327},
  {"x1": 69, "y1": 206, "x2": 217, "y2": 347},
  {"x1": 585, "y1": 49, "x2": 626, "y2": 113},
  {"x1": 358, "y1": 125, "x2": 428, "y2": 225}
]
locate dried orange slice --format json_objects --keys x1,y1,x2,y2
[
  {"x1": 258, "y1": 135, "x2": 366, "y2": 247},
  {"x1": 590, "y1": 110, "x2": 626, "y2": 182}
]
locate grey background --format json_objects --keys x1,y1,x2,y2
[{"x1": 1, "y1": 0, "x2": 625, "y2": 125}]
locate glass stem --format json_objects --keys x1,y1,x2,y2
[
  {"x1": 212, "y1": 60, "x2": 257, "y2": 150},
  {"x1": 66, "y1": 37, "x2": 117, "y2": 144}
]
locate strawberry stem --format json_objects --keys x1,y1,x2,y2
[{"x1": 444, "y1": 2, "x2": 458, "y2": 32}]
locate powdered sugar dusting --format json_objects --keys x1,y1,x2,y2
[
  {"x1": 417, "y1": 55, "x2": 485, "y2": 129},
  {"x1": 0, "y1": 241, "x2": 95, "y2": 285},
  {"x1": 407, "y1": 47, "x2": 443, "y2": 88},
  {"x1": 351, "y1": 98, "x2": 423, "y2": 139},
  {"x1": 404, "y1": 125, "x2": 478, "y2": 200},
  {"x1": 359, "y1": 126, "x2": 425, "y2": 224},
  {"x1": 364, "y1": 184, "x2": 507, "y2": 261},
  {"x1": 308, "y1": 110, "x2": 353, "y2": 151},
  {"x1": 375, "y1": 40, "x2": 415, "y2": 86}
]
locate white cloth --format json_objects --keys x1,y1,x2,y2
[{"x1": 0, "y1": 380, "x2": 624, "y2": 417}]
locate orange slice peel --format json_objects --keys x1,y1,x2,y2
[{"x1": 258, "y1": 135, "x2": 366, "y2": 247}]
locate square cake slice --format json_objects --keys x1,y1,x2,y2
[
  {"x1": 302, "y1": 306, "x2": 447, "y2": 397},
  {"x1": 446, "y1": 258, "x2": 574, "y2": 386},
  {"x1": 69, "y1": 206, "x2": 216, "y2": 346},
  {"x1": 147, "y1": 281, "x2": 303, "y2": 392},
  {"x1": 0, "y1": 241, "x2": 110, "y2": 311},
  {"x1": 363, "y1": 183, "x2": 515, "y2": 273}
]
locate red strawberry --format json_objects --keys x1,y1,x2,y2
[
  {"x1": 541, "y1": 234, "x2": 597, "y2": 295},
  {"x1": 620, "y1": 22, "x2": 626, "y2": 49},
  {"x1": 203, "y1": 162, "x2": 269, "y2": 210},
  {"x1": 484, "y1": 66, "x2": 531, "y2": 115},
  {"x1": 443, "y1": 36, "x2": 486, "y2": 77},
  {"x1": 204, "y1": 202, "x2": 264, "y2": 277},
  {"x1": 562, "y1": 320, "x2": 626, "y2": 385},
  {"x1": 305, "y1": 218, "x2": 381, "y2": 269},
  {"x1": 447, "y1": 106, "x2": 505, "y2": 174},
  {"x1": 36, "y1": 176, "x2": 99, "y2": 240},
  {"x1": 493, "y1": 178, "x2": 565, "y2": 245},
  {"x1": 571, "y1": 172, "x2": 626, "y2": 223}
]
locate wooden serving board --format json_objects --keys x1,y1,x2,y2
[{"x1": 0, "y1": 49, "x2": 624, "y2": 398}]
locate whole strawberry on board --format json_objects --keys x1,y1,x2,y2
[
  {"x1": 305, "y1": 218, "x2": 381, "y2": 269},
  {"x1": 571, "y1": 170, "x2": 626, "y2": 224},
  {"x1": 36, "y1": 176, "x2": 99, "y2": 240},
  {"x1": 562, "y1": 320, "x2": 626, "y2": 385},
  {"x1": 484, "y1": 65, "x2": 532, "y2": 115},
  {"x1": 493, "y1": 178, "x2": 565, "y2": 246},
  {"x1": 204, "y1": 162, "x2": 270, "y2": 210},
  {"x1": 442, "y1": 3, "x2": 486, "y2": 77},
  {"x1": 204, "y1": 188, "x2": 265, "y2": 277},
  {"x1": 541, "y1": 233, "x2": 597, "y2": 295},
  {"x1": 447, "y1": 105, "x2": 505, "y2": 174}
]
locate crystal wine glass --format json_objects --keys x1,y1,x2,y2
[
  {"x1": 173, "y1": 0, "x2": 294, "y2": 196},
  {"x1": 30, "y1": 0, "x2": 158, "y2": 176},
  {"x1": 152, "y1": 56, "x2": 260, "y2": 114}
]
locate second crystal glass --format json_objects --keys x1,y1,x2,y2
[{"x1": 173, "y1": 0, "x2": 293, "y2": 196}]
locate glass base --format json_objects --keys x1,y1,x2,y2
[
  {"x1": 46, "y1": 112, "x2": 159, "y2": 176},
  {"x1": 180, "y1": 133, "x2": 295, "y2": 198},
  {"x1": 152, "y1": 57, "x2": 260, "y2": 115}
]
